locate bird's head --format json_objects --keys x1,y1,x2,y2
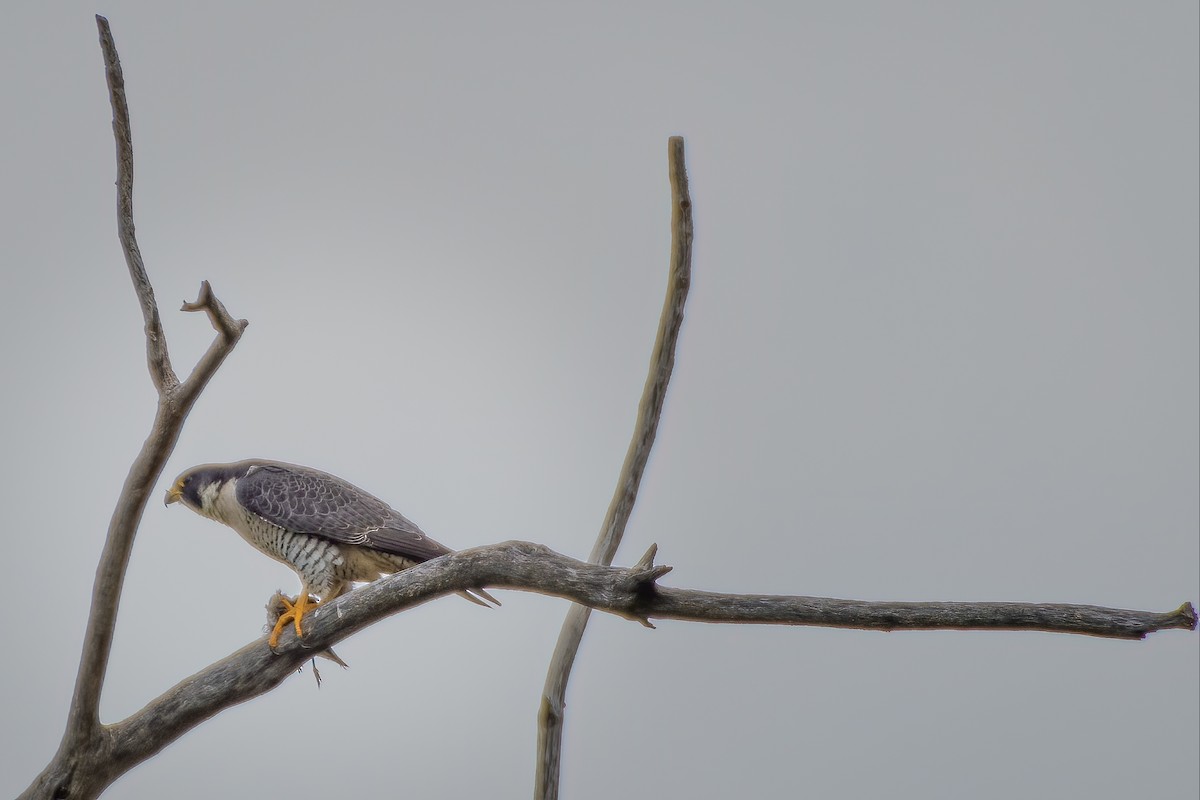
[{"x1": 165, "y1": 462, "x2": 251, "y2": 518}]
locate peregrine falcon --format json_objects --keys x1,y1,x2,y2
[{"x1": 165, "y1": 459, "x2": 497, "y2": 648}]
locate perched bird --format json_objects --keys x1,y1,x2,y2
[{"x1": 165, "y1": 459, "x2": 497, "y2": 648}]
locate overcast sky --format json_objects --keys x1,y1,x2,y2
[{"x1": 2, "y1": 3, "x2": 1196, "y2": 798}]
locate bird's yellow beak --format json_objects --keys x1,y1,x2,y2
[{"x1": 165, "y1": 481, "x2": 183, "y2": 506}]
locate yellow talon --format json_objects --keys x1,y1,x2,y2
[{"x1": 268, "y1": 593, "x2": 320, "y2": 648}]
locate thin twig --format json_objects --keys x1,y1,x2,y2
[
  {"x1": 535, "y1": 137, "x2": 694, "y2": 800},
  {"x1": 175, "y1": 279, "x2": 249, "y2": 409}
]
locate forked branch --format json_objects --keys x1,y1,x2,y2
[{"x1": 23, "y1": 17, "x2": 249, "y2": 800}]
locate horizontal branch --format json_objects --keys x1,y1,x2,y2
[
  {"x1": 50, "y1": 540, "x2": 1187, "y2": 795},
  {"x1": 352, "y1": 542, "x2": 1195, "y2": 640},
  {"x1": 646, "y1": 588, "x2": 1198, "y2": 638}
]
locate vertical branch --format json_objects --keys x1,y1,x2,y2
[
  {"x1": 63, "y1": 15, "x2": 169, "y2": 746},
  {"x1": 534, "y1": 137, "x2": 694, "y2": 800},
  {"x1": 97, "y1": 15, "x2": 178, "y2": 395}
]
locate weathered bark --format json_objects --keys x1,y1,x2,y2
[
  {"x1": 21, "y1": 540, "x2": 1197, "y2": 798},
  {"x1": 536, "y1": 136, "x2": 694, "y2": 800},
  {"x1": 20, "y1": 16, "x2": 249, "y2": 800}
]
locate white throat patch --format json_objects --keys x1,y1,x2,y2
[{"x1": 197, "y1": 480, "x2": 225, "y2": 520}]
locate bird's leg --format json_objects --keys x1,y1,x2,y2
[{"x1": 290, "y1": 592, "x2": 312, "y2": 637}]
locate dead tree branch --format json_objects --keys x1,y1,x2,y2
[
  {"x1": 536, "y1": 136, "x2": 694, "y2": 800},
  {"x1": 21, "y1": 540, "x2": 1199, "y2": 799},
  {"x1": 21, "y1": 16, "x2": 248, "y2": 800}
]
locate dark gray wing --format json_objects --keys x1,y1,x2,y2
[{"x1": 235, "y1": 462, "x2": 451, "y2": 562}]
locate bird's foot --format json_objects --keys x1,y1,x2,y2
[
  {"x1": 266, "y1": 593, "x2": 349, "y2": 675},
  {"x1": 267, "y1": 592, "x2": 318, "y2": 649}
]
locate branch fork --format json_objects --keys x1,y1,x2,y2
[{"x1": 181, "y1": 279, "x2": 248, "y2": 339}]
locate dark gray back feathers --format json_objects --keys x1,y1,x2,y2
[{"x1": 234, "y1": 461, "x2": 451, "y2": 562}]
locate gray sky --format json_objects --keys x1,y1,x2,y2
[{"x1": 2, "y1": 3, "x2": 1196, "y2": 798}]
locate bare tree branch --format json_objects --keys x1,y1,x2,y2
[
  {"x1": 20, "y1": 540, "x2": 1198, "y2": 799},
  {"x1": 268, "y1": 542, "x2": 1200, "y2": 641},
  {"x1": 536, "y1": 136, "x2": 694, "y2": 800},
  {"x1": 175, "y1": 279, "x2": 250, "y2": 409},
  {"x1": 97, "y1": 14, "x2": 176, "y2": 395},
  {"x1": 24, "y1": 17, "x2": 249, "y2": 800}
]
